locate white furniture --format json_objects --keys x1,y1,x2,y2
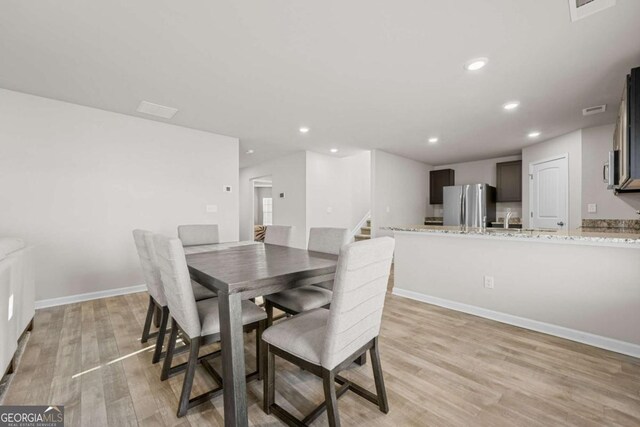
[
  {"x1": 264, "y1": 225, "x2": 293, "y2": 247},
  {"x1": 153, "y1": 234, "x2": 267, "y2": 417},
  {"x1": 264, "y1": 227, "x2": 349, "y2": 323},
  {"x1": 132, "y1": 229, "x2": 216, "y2": 364},
  {"x1": 262, "y1": 237, "x2": 395, "y2": 426},
  {"x1": 178, "y1": 224, "x2": 220, "y2": 246},
  {"x1": 0, "y1": 238, "x2": 35, "y2": 379}
]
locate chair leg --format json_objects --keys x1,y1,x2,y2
[
  {"x1": 265, "y1": 301, "x2": 274, "y2": 327},
  {"x1": 370, "y1": 337, "x2": 389, "y2": 413},
  {"x1": 256, "y1": 320, "x2": 265, "y2": 380},
  {"x1": 141, "y1": 296, "x2": 155, "y2": 344},
  {"x1": 152, "y1": 306, "x2": 170, "y2": 364},
  {"x1": 322, "y1": 368, "x2": 341, "y2": 427},
  {"x1": 355, "y1": 353, "x2": 367, "y2": 366},
  {"x1": 154, "y1": 305, "x2": 162, "y2": 328},
  {"x1": 263, "y1": 344, "x2": 275, "y2": 414},
  {"x1": 177, "y1": 339, "x2": 200, "y2": 418},
  {"x1": 161, "y1": 319, "x2": 179, "y2": 381}
]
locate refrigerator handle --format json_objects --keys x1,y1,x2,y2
[
  {"x1": 478, "y1": 185, "x2": 483, "y2": 228},
  {"x1": 460, "y1": 187, "x2": 466, "y2": 228}
]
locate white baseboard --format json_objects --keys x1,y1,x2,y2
[
  {"x1": 392, "y1": 288, "x2": 640, "y2": 359},
  {"x1": 35, "y1": 284, "x2": 147, "y2": 309}
]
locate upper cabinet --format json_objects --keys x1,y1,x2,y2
[
  {"x1": 496, "y1": 160, "x2": 522, "y2": 202},
  {"x1": 429, "y1": 169, "x2": 455, "y2": 205}
]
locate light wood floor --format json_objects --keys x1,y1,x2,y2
[{"x1": 4, "y1": 286, "x2": 640, "y2": 426}]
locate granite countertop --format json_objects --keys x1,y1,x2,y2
[{"x1": 383, "y1": 225, "x2": 640, "y2": 246}]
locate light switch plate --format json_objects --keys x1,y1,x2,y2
[
  {"x1": 483, "y1": 276, "x2": 494, "y2": 289},
  {"x1": 587, "y1": 203, "x2": 597, "y2": 213},
  {"x1": 206, "y1": 204, "x2": 218, "y2": 213},
  {"x1": 326, "y1": 207, "x2": 333, "y2": 213}
]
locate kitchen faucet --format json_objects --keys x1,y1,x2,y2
[{"x1": 504, "y1": 210, "x2": 513, "y2": 229}]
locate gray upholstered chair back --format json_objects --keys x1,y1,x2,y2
[
  {"x1": 153, "y1": 234, "x2": 201, "y2": 338},
  {"x1": 264, "y1": 225, "x2": 293, "y2": 247},
  {"x1": 321, "y1": 237, "x2": 395, "y2": 370},
  {"x1": 133, "y1": 229, "x2": 167, "y2": 306},
  {"x1": 308, "y1": 227, "x2": 350, "y2": 255},
  {"x1": 178, "y1": 224, "x2": 220, "y2": 246}
]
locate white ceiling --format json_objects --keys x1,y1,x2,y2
[{"x1": 2, "y1": 1, "x2": 639, "y2": 167}]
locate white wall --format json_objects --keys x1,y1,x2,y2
[
  {"x1": 0, "y1": 89, "x2": 239, "y2": 301},
  {"x1": 393, "y1": 232, "x2": 640, "y2": 356},
  {"x1": 240, "y1": 151, "x2": 371, "y2": 248},
  {"x1": 371, "y1": 150, "x2": 432, "y2": 237},
  {"x1": 345, "y1": 151, "x2": 372, "y2": 230},
  {"x1": 239, "y1": 152, "x2": 308, "y2": 248},
  {"x1": 306, "y1": 151, "x2": 371, "y2": 235},
  {"x1": 582, "y1": 124, "x2": 640, "y2": 219},
  {"x1": 433, "y1": 154, "x2": 523, "y2": 219},
  {"x1": 522, "y1": 130, "x2": 582, "y2": 229}
]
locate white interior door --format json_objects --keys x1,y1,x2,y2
[{"x1": 530, "y1": 156, "x2": 568, "y2": 229}]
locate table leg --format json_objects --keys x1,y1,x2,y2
[{"x1": 218, "y1": 291, "x2": 248, "y2": 427}]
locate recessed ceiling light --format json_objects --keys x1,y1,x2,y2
[
  {"x1": 464, "y1": 57, "x2": 489, "y2": 71},
  {"x1": 528, "y1": 131, "x2": 541, "y2": 138},
  {"x1": 299, "y1": 127, "x2": 310, "y2": 133},
  {"x1": 330, "y1": 148, "x2": 339, "y2": 153},
  {"x1": 503, "y1": 101, "x2": 520, "y2": 111},
  {"x1": 428, "y1": 137, "x2": 439, "y2": 144},
  {"x1": 246, "y1": 149, "x2": 255, "y2": 154}
]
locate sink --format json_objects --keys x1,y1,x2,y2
[{"x1": 485, "y1": 228, "x2": 557, "y2": 233}]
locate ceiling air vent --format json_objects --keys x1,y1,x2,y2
[
  {"x1": 569, "y1": 0, "x2": 616, "y2": 22},
  {"x1": 583, "y1": 104, "x2": 607, "y2": 116},
  {"x1": 136, "y1": 101, "x2": 178, "y2": 119}
]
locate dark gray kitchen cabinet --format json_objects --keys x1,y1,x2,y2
[
  {"x1": 496, "y1": 160, "x2": 522, "y2": 202},
  {"x1": 429, "y1": 169, "x2": 455, "y2": 205}
]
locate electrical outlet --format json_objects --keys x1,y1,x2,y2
[
  {"x1": 223, "y1": 185, "x2": 232, "y2": 193},
  {"x1": 206, "y1": 204, "x2": 218, "y2": 213},
  {"x1": 483, "y1": 276, "x2": 494, "y2": 289},
  {"x1": 326, "y1": 207, "x2": 333, "y2": 213},
  {"x1": 587, "y1": 203, "x2": 597, "y2": 213}
]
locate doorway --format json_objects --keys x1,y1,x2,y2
[
  {"x1": 529, "y1": 154, "x2": 569, "y2": 229},
  {"x1": 252, "y1": 176, "x2": 272, "y2": 241}
]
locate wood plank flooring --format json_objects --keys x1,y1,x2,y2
[{"x1": 3, "y1": 286, "x2": 639, "y2": 426}]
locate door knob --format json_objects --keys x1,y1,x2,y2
[{"x1": 557, "y1": 221, "x2": 565, "y2": 227}]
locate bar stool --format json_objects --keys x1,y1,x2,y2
[
  {"x1": 264, "y1": 225, "x2": 293, "y2": 246},
  {"x1": 153, "y1": 234, "x2": 267, "y2": 417},
  {"x1": 264, "y1": 227, "x2": 349, "y2": 325},
  {"x1": 262, "y1": 237, "x2": 395, "y2": 426},
  {"x1": 133, "y1": 229, "x2": 219, "y2": 363}
]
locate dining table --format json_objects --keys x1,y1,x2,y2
[{"x1": 185, "y1": 242, "x2": 339, "y2": 427}]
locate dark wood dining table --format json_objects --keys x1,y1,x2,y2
[{"x1": 186, "y1": 242, "x2": 338, "y2": 427}]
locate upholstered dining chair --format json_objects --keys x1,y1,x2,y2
[
  {"x1": 153, "y1": 234, "x2": 267, "y2": 418},
  {"x1": 263, "y1": 227, "x2": 349, "y2": 325},
  {"x1": 264, "y1": 225, "x2": 293, "y2": 246},
  {"x1": 133, "y1": 230, "x2": 216, "y2": 364},
  {"x1": 261, "y1": 237, "x2": 395, "y2": 427},
  {"x1": 178, "y1": 224, "x2": 219, "y2": 246}
]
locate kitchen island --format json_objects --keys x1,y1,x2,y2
[{"x1": 386, "y1": 225, "x2": 640, "y2": 357}]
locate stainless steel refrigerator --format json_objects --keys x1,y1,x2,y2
[{"x1": 443, "y1": 184, "x2": 496, "y2": 228}]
